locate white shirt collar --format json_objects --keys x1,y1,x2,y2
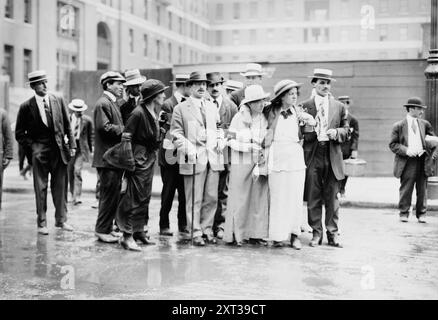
[
  {"x1": 190, "y1": 96, "x2": 204, "y2": 108},
  {"x1": 314, "y1": 94, "x2": 329, "y2": 107},
  {"x1": 174, "y1": 91, "x2": 186, "y2": 103},
  {"x1": 406, "y1": 114, "x2": 418, "y2": 124},
  {"x1": 104, "y1": 91, "x2": 117, "y2": 102},
  {"x1": 35, "y1": 94, "x2": 49, "y2": 103}
]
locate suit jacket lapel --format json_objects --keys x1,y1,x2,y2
[
  {"x1": 187, "y1": 100, "x2": 204, "y2": 127},
  {"x1": 29, "y1": 97, "x2": 41, "y2": 123},
  {"x1": 48, "y1": 95, "x2": 59, "y2": 129},
  {"x1": 219, "y1": 100, "x2": 227, "y2": 121},
  {"x1": 307, "y1": 98, "x2": 317, "y2": 118},
  {"x1": 328, "y1": 98, "x2": 336, "y2": 127},
  {"x1": 402, "y1": 119, "x2": 409, "y2": 146},
  {"x1": 419, "y1": 119, "x2": 426, "y2": 148}
]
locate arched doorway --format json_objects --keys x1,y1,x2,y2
[{"x1": 97, "y1": 22, "x2": 112, "y2": 70}]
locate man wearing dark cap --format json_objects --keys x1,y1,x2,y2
[
  {"x1": 93, "y1": 71, "x2": 126, "y2": 243},
  {"x1": 15, "y1": 70, "x2": 76, "y2": 235},
  {"x1": 158, "y1": 74, "x2": 190, "y2": 237},
  {"x1": 206, "y1": 72, "x2": 238, "y2": 239},
  {"x1": 300, "y1": 68, "x2": 350, "y2": 248},
  {"x1": 338, "y1": 95, "x2": 359, "y2": 197},
  {"x1": 170, "y1": 71, "x2": 226, "y2": 246},
  {"x1": 389, "y1": 97, "x2": 437, "y2": 224}
]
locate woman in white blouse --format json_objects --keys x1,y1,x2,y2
[
  {"x1": 264, "y1": 80, "x2": 316, "y2": 249},
  {"x1": 223, "y1": 85, "x2": 270, "y2": 246}
]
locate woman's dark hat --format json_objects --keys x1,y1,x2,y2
[{"x1": 140, "y1": 79, "x2": 169, "y2": 102}]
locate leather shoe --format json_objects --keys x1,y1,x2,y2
[
  {"x1": 38, "y1": 227, "x2": 49, "y2": 235},
  {"x1": 273, "y1": 241, "x2": 283, "y2": 248},
  {"x1": 133, "y1": 232, "x2": 156, "y2": 245},
  {"x1": 120, "y1": 236, "x2": 142, "y2": 252},
  {"x1": 216, "y1": 229, "x2": 224, "y2": 240},
  {"x1": 418, "y1": 216, "x2": 427, "y2": 223},
  {"x1": 193, "y1": 236, "x2": 206, "y2": 246},
  {"x1": 95, "y1": 232, "x2": 119, "y2": 243},
  {"x1": 327, "y1": 234, "x2": 343, "y2": 248},
  {"x1": 203, "y1": 234, "x2": 217, "y2": 244},
  {"x1": 179, "y1": 227, "x2": 190, "y2": 234},
  {"x1": 290, "y1": 235, "x2": 302, "y2": 250},
  {"x1": 110, "y1": 231, "x2": 122, "y2": 238},
  {"x1": 160, "y1": 228, "x2": 174, "y2": 236},
  {"x1": 400, "y1": 215, "x2": 409, "y2": 222},
  {"x1": 57, "y1": 223, "x2": 74, "y2": 232},
  {"x1": 249, "y1": 238, "x2": 268, "y2": 246},
  {"x1": 309, "y1": 235, "x2": 322, "y2": 247}
]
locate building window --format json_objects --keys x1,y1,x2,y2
[
  {"x1": 143, "y1": 34, "x2": 148, "y2": 57},
  {"x1": 23, "y1": 49, "x2": 32, "y2": 84},
  {"x1": 285, "y1": 0, "x2": 294, "y2": 16},
  {"x1": 250, "y1": 1, "x2": 258, "y2": 17},
  {"x1": 379, "y1": 0, "x2": 388, "y2": 13},
  {"x1": 340, "y1": 29, "x2": 349, "y2": 42},
  {"x1": 399, "y1": 0, "x2": 408, "y2": 13},
  {"x1": 129, "y1": 0, "x2": 134, "y2": 14},
  {"x1": 156, "y1": 4, "x2": 161, "y2": 25},
  {"x1": 268, "y1": 0, "x2": 275, "y2": 14},
  {"x1": 216, "y1": 31, "x2": 222, "y2": 46},
  {"x1": 178, "y1": 17, "x2": 183, "y2": 35},
  {"x1": 58, "y1": 3, "x2": 79, "y2": 38},
  {"x1": 250, "y1": 29, "x2": 257, "y2": 43},
  {"x1": 178, "y1": 46, "x2": 182, "y2": 64},
  {"x1": 233, "y1": 2, "x2": 240, "y2": 20},
  {"x1": 400, "y1": 24, "x2": 408, "y2": 40},
  {"x1": 144, "y1": 0, "x2": 148, "y2": 19},
  {"x1": 4, "y1": 0, "x2": 13, "y2": 19},
  {"x1": 129, "y1": 29, "x2": 134, "y2": 53},
  {"x1": 340, "y1": 0, "x2": 348, "y2": 18},
  {"x1": 304, "y1": 28, "x2": 329, "y2": 43},
  {"x1": 24, "y1": 0, "x2": 32, "y2": 23},
  {"x1": 168, "y1": 43, "x2": 172, "y2": 63},
  {"x1": 156, "y1": 40, "x2": 161, "y2": 61},
  {"x1": 379, "y1": 25, "x2": 388, "y2": 41},
  {"x1": 305, "y1": 0, "x2": 329, "y2": 21},
  {"x1": 215, "y1": 56, "x2": 222, "y2": 62},
  {"x1": 168, "y1": 11, "x2": 172, "y2": 30},
  {"x1": 216, "y1": 3, "x2": 223, "y2": 20},
  {"x1": 56, "y1": 49, "x2": 77, "y2": 91},
  {"x1": 3, "y1": 45, "x2": 14, "y2": 84},
  {"x1": 232, "y1": 30, "x2": 240, "y2": 45}
]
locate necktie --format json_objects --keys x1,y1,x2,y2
[
  {"x1": 74, "y1": 116, "x2": 81, "y2": 140},
  {"x1": 316, "y1": 101, "x2": 327, "y2": 137},
  {"x1": 412, "y1": 120, "x2": 418, "y2": 134},
  {"x1": 181, "y1": 97, "x2": 186, "y2": 103},
  {"x1": 200, "y1": 101, "x2": 207, "y2": 127},
  {"x1": 213, "y1": 99, "x2": 220, "y2": 109},
  {"x1": 43, "y1": 98, "x2": 53, "y2": 129},
  {"x1": 281, "y1": 109, "x2": 293, "y2": 119}
]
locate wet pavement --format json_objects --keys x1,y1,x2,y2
[{"x1": 0, "y1": 193, "x2": 438, "y2": 300}]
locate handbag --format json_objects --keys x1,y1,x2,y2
[{"x1": 102, "y1": 133, "x2": 135, "y2": 172}]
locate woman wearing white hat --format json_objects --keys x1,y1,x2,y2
[{"x1": 223, "y1": 85, "x2": 270, "y2": 246}]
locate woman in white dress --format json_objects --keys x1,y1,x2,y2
[
  {"x1": 264, "y1": 79, "x2": 316, "y2": 249},
  {"x1": 223, "y1": 85, "x2": 270, "y2": 246}
]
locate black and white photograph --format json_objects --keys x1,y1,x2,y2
[{"x1": 0, "y1": 0, "x2": 437, "y2": 304}]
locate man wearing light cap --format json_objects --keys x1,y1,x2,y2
[
  {"x1": 230, "y1": 63, "x2": 266, "y2": 107},
  {"x1": 67, "y1": 99, "x2": 94, "y2": 206},
  {"x1": 224, "y1": 80, "x2": 243, "y2": 98},
  {"x1": 92, "y1": 71, "x2": 126, "y2": 243},
  {"x1": 15, "y1": 70, "x2": 76, "y2": 235},
  {"x1": 120, "y1": 69, "x2": 146, "y2": 124}
]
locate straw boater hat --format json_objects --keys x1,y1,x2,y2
[
  {"x1": 27, "y1": 70, "x2": 49, "y2": 84},
  {"x1": 68, "y1": 99, "x2": 88, "y2": 112},
  {"x1": 271, "y1": 79, "x2": 303, "y2": 102},
  {"x1": 206, "y1": 72, "x2": 225, "y2": 85},
  {"x1": 240, "y1": 63, "x2": 266, "y2": 77},
  {"x1": 140, "y1": 79, "x2": 169, "y2": 102},
  {"x1": 123, "y1": 69, "x2": 146, "y2": 86},
  {"x1": 308, "y1": 68, "x2": 336, "y2": 82},
  {"x1": 240, "y1": 85, "x2": 270, "y2": 108},
  {"x1": 338, "y1": 96, "x2": 350, "y2": 101},
  {"x1": 170, "y1": 74, "x2": 190, "y2": 84},
  {"x1": 224, "y1": 80, "x2": 244, "y2": 92},
  {"x1": 185, "y1": 71, "x2": 210, "y2": 85},
  {"x1": 403, "y1": 97, "x2": 427, "y2": 109},
  {"x1": 100, "y1": 71, "x2": 126, "y2": 86}
]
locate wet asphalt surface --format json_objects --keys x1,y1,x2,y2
[{"x1": 0, "y1": 193, "x2": 437, "y2": 300}]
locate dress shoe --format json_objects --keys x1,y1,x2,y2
[
  {"x1": 120, "y1": 236, "x2": 142, "y2": 252},
  {"x1": 159, "y1": 228, "x2": 174, "y2": 236},
  {"x1": 309, "y1": 235, "x2": 322, "y2": 247},
  {"x1": 38, "y1": 227, "x2": 49, "y2": 235},
  {"x1": 73, "y1": 199, "x2": 82, "y2": 206},
  {"x1": 418, "y1": 216, "x2": 427, "y2": 223},
  {"x1": 95, "y1": 232, "x2": 119, "y2": 243},
  {"x1": 400, "y1": 215, "x2": 409, "y2": 223},
  {"x1": 327, "y1": 234, "x2": 343, "y2": 248},
  {"x1": 273, "y1": 241, "x2": 283, "y2": 248},
  {"x1": 203, "y1": 234, "x2": 217, "y2": 244},
  {"x1": 193, "y1": 236, "x2": 206, "y2": 246},
  {"x1": 216, "y1": 229, "x2": 224, "y2": 240},
  {"x1": 179, "y1": 227, "x2": 190, "y2": 234},
  {"x1": 249, "y1": 238, "x2": 268, "y2": 246},
  {"x1": 91, "y1": 200, "x2": 99, "y2": 209},
  {"x1": 290, "y1": 235, "x2": 302, "y2": 250},
  {"x1": 110, "y1": 231, "x2": 123, "y2": 238},
  {"x1": 57, "y1": 223, "x2": 74, "y2": 232},
  {"x1": 133, "y1": 232, "x2": 156, "y2": 245}
]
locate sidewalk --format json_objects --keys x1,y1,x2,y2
[{"x1": 3, "y1": 161, "x2": 438, "y2": 211}]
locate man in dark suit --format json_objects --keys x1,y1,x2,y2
[
  {"x1": 230, "y1": 63, "x2": 266, "y2": 108},
  {"x1": 92, "y1": 71, "x2": 126, "y2": 243},
  {"x1": 158, "y1": 74, "x2": 190, "y2": 236},
  {"x1": 0, "y1": 108, "x2": 13, "y2": 211},
  {"x1": 338, "y1": 96, "x2": 359, "y2": 197},
  {"x1": 120, "y1": 69, "x2": 146, "y2": 124},
  {"x1": 389, "y1": 97, "x2": 437, "y2": 223},
  {"x1": 206, "y1": 72, "x2": 238, "y2": 239},
  {"x1": 15, "y1": 70, "x2": 76, "y2": 235},
  {"x1": 67, "y1": 99, "x2": 94, "y2": 205},
  {"x1": 300, "y1": 68, "x2": 350, "y2": 248}
]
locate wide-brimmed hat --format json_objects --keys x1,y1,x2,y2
[
  {"x1": 140, "y1": 79, "x2": 169, "y2": 102},
  {"x1": 186, "y1": 71, "x2": 210, "y2": 85},
  {"x1": 206, "y1": 72, "x2": 225, "y2": 85},
  {"x1": 224, "y1": 80, "x2": 244, "y2": 91},
  {"x1": 308, "y1": 68, "x2": 336, "y2": 82},
  {"x1": 240, "y1": 85, "x2": 270, "y2": 107},
  {"x1": 68, "y1": 99, "x2": 88, "y2": 112},
  {"x1": 100, "y1": 71, "x2": 126, "y2": 86},
  {"x1": 404, "y1": 97, "x2": 427, "y2": 109},
  {"x1": 240, "y1": 63, "x2": 266, "y2": 77},
  {"x1": 170, "y1": 74, "x2": 190, "y2": 84},
  {"x1": 27, "y1": 70, "x2": 49, "y2": 84},
  {"x1": 271, "y1": 79, "x2": 303, "y2": 102},
  {"x1": 123, "y1": 69, "x2": 146, "y2": 86}
]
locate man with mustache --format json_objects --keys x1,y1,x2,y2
[
  {"x1": 230, "y1": 63, "x2": 266, "y2": 108},
  {"x1": 206, "y1": 72, "x2": 238, "y2": 239},
  {"x1": 170, "y1": 72, "x2": 226, "y2": 246},
  {"x1": 92, "y1": 71, "x2": 126, "y2": 243},
  {"x1": 300, "y1": 69, "x2": 350, "y2": 248}
]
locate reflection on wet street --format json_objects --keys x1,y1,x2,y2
[{"x1": 1, "y1": 193, "x2": 438, "y2": 299}]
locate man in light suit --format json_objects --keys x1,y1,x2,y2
[
  {"x1": 230, "y1": 63, "x2": 266, "y2": 108},
  {"x1": 300, "y1": 68, "x2": 350, "y2": 248},
  {"x1": 206, "y1": 72, "x2": 238, "y2": 239},
  {"x1": 389, "y1": 97, "x2": 437, "y2": 223},
  {"x1": 170, "y1": 71, "x2": 226, "y2": 246},
  {"x1": 67, "y1": 99, "x2": 94, "y2": 205},
  {"x1": 15, "y1": 70, "x2": 76, "y2": 235}
]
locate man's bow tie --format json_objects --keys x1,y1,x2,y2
[{"x1": 281, "y1": 109, "x2": 293, "y2": 119}]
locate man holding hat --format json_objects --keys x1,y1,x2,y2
[
  {"x1": 15, "y1": 70, "x2": 76, "y2": 235},
  {"x1": 158, "y1": 74, "x2": 190, "y2": 237},
  {"x1": 206, "y1": 72, "x2": 238, "y2": 239},
  {"x1": 230, "y1": 63, "x2": 266, "y2": 107},
  {"x1": 338, "y1": 95, "x2": 359, "y2": 197},
  {"x1": 170, "y1": 71, "x2": 226, "y2": 246},
  {"x1": 389, "y1": 97, "x2": 437, "y2": 223},
  {"x1": 300, "y1": 68, "x2": 350, "y2": 248},
  {"x1": 92, "y1": 71, "x2": 126, "y2": 243},
  {"x1": 67, "y1": 99, "x2": 94, "y2": 206},
  {"x1": 120, "y1": 69, "x2": 146, "y2": 124}
]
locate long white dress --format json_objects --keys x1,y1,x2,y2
[{"x1": 268, "y1": 110, "x2": 306, "y2": 241}]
